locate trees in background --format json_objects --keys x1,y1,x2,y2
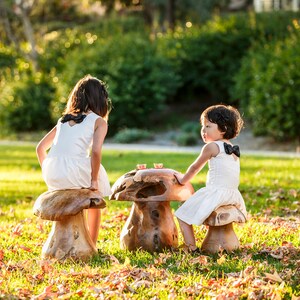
[
  {"x1": 0, "y1": 1, "x2": 299, "y2": 143},
  {"x1": 0, "y1": 0, "x2": 39, "y2": 71}
]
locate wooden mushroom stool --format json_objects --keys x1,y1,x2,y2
[
  {"x1": 201, "y1": 205, "x2": 246, "y2": 253},
  {"x1": 110, "y1": 168, "x2": 194, "y2": 253},
  {"x1": 33, "y1": 189, "x2": 106, "y2": 261}
]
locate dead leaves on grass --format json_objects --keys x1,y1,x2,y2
[
  {"x1": 0, "y1": 215, "x2": 299, "y2": 299},
  {"x1": 258, "y1": 241, "x2": 299, "y2": 263}
]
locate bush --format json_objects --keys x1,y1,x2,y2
[
  {"x1": 56, "y1": 32, "x2": 180, "y2": 134},
  {"x1": 0, "y1": 74, "x2": 55, "y2": 131},
  {"x1": 181, "y1": 121, "x2": 200, "y2": 135},
  {"x1": 233, "y1": 33, "x2": 300, "y2": 141},
  {"x1": 157, "y1": 12, "x2": 300, "y2": 101},
  {"x1": 2, "y1": 12, "x2": 300, "y2": 137},
  {"x1": 0, "y1": 44, "x2": 16, "y2": 70},
  {"x1": 113, "y1": 128, "x2": 153, "y2": 143},
  {"x1": 176, "y1": 132, "x2": 198, "y2": 146}
]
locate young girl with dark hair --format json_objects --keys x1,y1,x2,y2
[
  {"x1": 174, "y1": 104, "x2": 247, "y2": 253},
  {"x1": 36, "y1": 74, "x2": 112, "y2": 245}
]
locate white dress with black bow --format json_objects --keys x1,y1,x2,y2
[
  {"x1": 175, "y1": 140, "x2": 247, "y2": 225},
  {"x1": 41, "y1": 112, "x2": 111, "y2": 197}
]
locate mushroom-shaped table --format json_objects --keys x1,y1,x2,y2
[
  {"x1": 110, "y1": 168, "x2": 194, "y2": 252},
  {"x1": 201, "y1": 205, "x2": 246, "y2": 253},
  {"x1": 33, "y1": 189, "x2": 106, "y2": 261}
]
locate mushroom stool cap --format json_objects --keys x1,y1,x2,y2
[
  {"x1": 33, "y1": 189, "x2": 106, "y2": 221},
  {"x1": 204, "y1": 205, "x2": 246, "y2": 226},
  {"x1": 110, "y1": 168, "x2": 194, "y2": 202}
]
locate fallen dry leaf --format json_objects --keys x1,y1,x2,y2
[
  {"x1": 40, "y1": 260, "x2": 54, "y2": 273},
  {"x1": 265, "y1": 271, "x2": 283, "y2": 283},
  {"x1": 154, "y1": 252, "x2": 172, "y2": 265},
  {"x1": 0, "y1": 250, "x2": 4, "y2": 262},
  {"x1": 132, "y1": 279, "x2": 152, "y2": 288},
  {"x1": 189, "y1": 255, "x2": 209, "y2": 265},
  {"x1": 251, "y1": 279, "x2": 264, "y2": 288},
  {"x1": 11, "y1": 224, "x2": 23, "y2": 236},
  {"x1": 19, "y1": 245, "x2": 32, "y2": 252},
  {"x1": 289, "y1": 189, "x2": 298, "y2": 198},
  {"x1": 231, "y1": 278, "x2": 243, "y2": 288},
  {"x1": 35, "y1": 285, "x2": 58, "y2": 299},
  {"x1": 109, "y1": 255, "x2": 120, "y2": 265},
  {"x1": 270, "y1": 249, "x2": 284, "y2": 259},
  {"x1": 129, "y1": 268, "x2": 151, "y2": 280}
]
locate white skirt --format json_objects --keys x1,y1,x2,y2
[
  {"x1": 42, "y1": 156, "x2": 111, "y2": 197},
  {"x1": 175, "y1": 186, "x2": 247, "y2": 225}
]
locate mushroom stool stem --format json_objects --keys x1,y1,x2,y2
[
  {"x1": 201, "y1": 223, "x2": 239, "y2": 253},
  {"x1": 200, "y1": 205, "x2": 246, "y2": 254},
  {"x1": 120, "y1": 201, "x2": 178, "y2": 252},
  {"x1": 33, "y1": 189, "x2": 106, "y2": 261},
  {"x1": 42, "y1": 211, "x2": 97, "y2": 260}
]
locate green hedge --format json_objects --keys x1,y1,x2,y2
[
  {"x1": 1, "y1": 12, "x2": 300, "y2": 142},
  {"x1": 233, "y1": 33, "x2": 300, "y2": 141},
  {"x1": 55, "y1": 32, "x2": 179, "y2": 134},
  {"x1": 0, "y1": 74, "x2": 55, "y2": 131},
  {"x1": 157, "y1": 12, "x2": 300, "y2": 101}
]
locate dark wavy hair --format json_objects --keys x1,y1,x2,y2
[
  {"x1": 63, "y1": 74, "x2": 111, "y2": 119},
  {"x1": 200, "y1": 104, "x2": 244, "y2": 139}
]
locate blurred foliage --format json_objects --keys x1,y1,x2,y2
[
  {"x1": 233, "y1": 32, "x2": 300, "y2": 142},
  {"x1": 113, "y1": 128, "x2": 154, "y2": 143},
  {"x1": 157, "y1": 11, "x2": 300, "y2": 101},
  {"x1": 176, "y1": 132, "x2": 199, "y2": 146},
  {"x1": 0, "y1": 44, "x2": 16, "y2": 69},
  {"x1": 181, "y1": 121, "x2": 201, "y2": 136},
  {"x1": 0, "y1": 73, "x2": 55, "y2": 131},
  {"x1": 175, "y1": 121, "x2": 201, "y2": 146},
  {"x1": 0, "y1": 9, "x2": 300, "y2": 142},
  {"x1": 53, "y1": 30, "x2": 179, "y2": 134}
]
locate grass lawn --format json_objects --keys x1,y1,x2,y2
[{"x1": 0, "y1": 143, "x2": 299, "y2": 299}]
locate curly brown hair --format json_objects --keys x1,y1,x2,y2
[{"x1": 200, "y1": 104, "x2": 244, "y2": 139}]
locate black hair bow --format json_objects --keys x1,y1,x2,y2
[
  {"x1": 61, "y1": 113, "x2": 87, "y2": 124},
  {"x1": 224, "y1": 142, "x2": 240, "y2": 157}
]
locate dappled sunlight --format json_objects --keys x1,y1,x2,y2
[{"x1": 0, "y1": 144, "x2": 299, "y2": 298}]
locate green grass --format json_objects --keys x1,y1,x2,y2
[{"x1": 0, "y1": 143, "x2": 299, "y2": 299}]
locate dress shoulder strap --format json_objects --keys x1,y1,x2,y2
[
  {"x1": 86, "y1": 112, "x2": 101, "y2": 124},
  {"x1": 212, "y1": 141, "x2": 225, "y2": 153}
]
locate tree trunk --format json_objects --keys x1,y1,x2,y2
[
  {"x1": 0, "y1": 1, "x2": 20, "y2": 49},
  {"x1": 166, "y1": 0, "x2": 175, "y2": 31},
  {"x1": 0, "y1": 0, "x2": 39, "y2": 71},
  {"x1": 17, "y1": 4, "x2": 39, "y2": 71}
]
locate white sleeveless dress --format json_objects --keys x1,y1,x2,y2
[
  {"x1": 42, "y1": 112, "x2": 111, "y2": 197},
  {"x1": 175, "y1": 141, "x2": 247, "y2": 225}
]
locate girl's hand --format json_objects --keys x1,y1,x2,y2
[
  {"x1": 174, "y1": 173, "x2": 184, "y2": 185},
  {"x1": 89, "y1": 180, "x2": 99, "y2": 191}
]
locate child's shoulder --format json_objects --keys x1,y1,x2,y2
[
  {"x1": 85, "y1": 112, "x2": 103, "y2": 124},
  {"x1": 202, "y1": 142, "x2": 221, "y2": 157},
  {"x1": 205, "y1": 141, "x2": 223, "y2": 149}
]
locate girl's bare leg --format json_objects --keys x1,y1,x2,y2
[
  {"x1": 88, "y1": 208, "x2": 101, "y2": 245},
  {"x1": 177, "y1": 218, "x2": 197, "y2": 250}
]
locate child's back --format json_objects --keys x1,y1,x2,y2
[
  {"x1": 48, "y1": 112, "x2": 98, "y2": 158},
  {"x1": 42, "y1": 112, "x2": 111, "y2": 194}
]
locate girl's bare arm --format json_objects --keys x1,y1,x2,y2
[
  {"x1": 36, "y1": 126, "x2": 57, "y2": 167},
  {"x1": 175, "y1": 142, "x2": 219, "y2": 184},
  {"x1": 90, "y1": 118, "x2": 108, "y2": 190}
]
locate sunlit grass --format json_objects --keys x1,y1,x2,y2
[{"x1": 0, "y1": 143, "x2": 299, "y2": 299}]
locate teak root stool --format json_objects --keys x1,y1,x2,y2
[
  {"x1": 33, "y1": 189, "x2": 106, "y2": 261},
  {"x1": 201, "y1": 205, "x2": 246, "y2": 253},
  {"x1": 110, "y1": 168, "x2": 194, "y2": 253}
]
